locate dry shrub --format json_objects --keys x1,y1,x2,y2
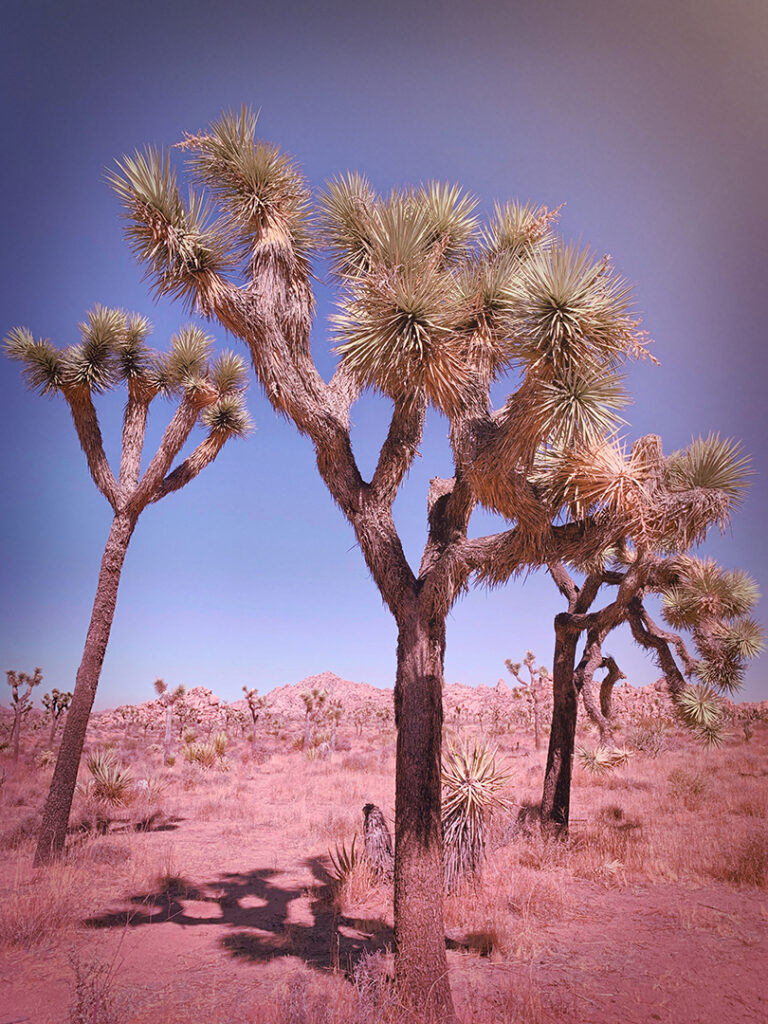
[
  {"x1": 0, "y1": 864, "x2": 77, "y2": 949},
  {"x1": 67, "y1": 950, "x2": 123, "y2": 1024},
  {"x1": 709, "y1": 828, "x2": 768, "y2": 888},
  {"x1": 0, "y1": 812, "x2": 40, "y2": 850},
  {"x1": 667, "y1": 768, "x2": 709, "y2": 810},
  {"x1": 341, "y1": 752, "x2": 376, "y2": 772}
]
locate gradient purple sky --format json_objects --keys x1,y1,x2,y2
[{"x1": 1, "y1": 0, "x2": 766, "y2": 708}]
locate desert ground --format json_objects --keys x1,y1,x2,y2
[{"x1": 1, "y1": 672, "x2": 767, "y2": 1024}]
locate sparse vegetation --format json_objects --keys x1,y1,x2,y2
[{"x1": 0, "y1": 692, "x2": 767, "y2": 1021}]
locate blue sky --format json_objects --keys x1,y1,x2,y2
[{"x1": 1, "y1": 0, "x2": 766, "y2": 708}]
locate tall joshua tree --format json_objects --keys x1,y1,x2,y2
[
  {"x1": 4, "y1": 312, "x2": 251, "y2": 865},
  {"x1": 111, "y1": 107, "x2": 663, "y2": 1019},
  {"x1": 535, "y1": 433, "x2": 763, "y2": 834}
]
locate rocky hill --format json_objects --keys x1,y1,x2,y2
[{"x1": 89, "y1": 671, "x2": 767, "y2": 735}]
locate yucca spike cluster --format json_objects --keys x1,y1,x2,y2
[
  {"x1": 442, "y1": 740, "x2": 510, "y2": 891},
  {"x1": 4, "y1": 307, "x2": 253, "y2": 438}
]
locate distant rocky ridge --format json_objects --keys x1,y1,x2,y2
[{"x1": 90, "y1": 671, "x2": 766, "y2": 732}]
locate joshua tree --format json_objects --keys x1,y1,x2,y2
[
  {"x1": 327, "y1": 698, "x2": 344, "y2": 752},
  {"x1": 42, "y1": 688, "x2": 73, "y2": 748},
  {"x1": 5, "y1": 312, "x2": 251, "y2": 865},
  {"x1": 299, "y1": 687, "x2": 328, "y2": 750},
  {"x1": 537, "y1": 434, "x2": 763, "y2": 834},
  {"x1": 242, "y1": 685, "x2": 267, "y2": 756},
  {"x1": 154, "y1": 679, "x2": 187, "y2": 763},
  {"x1": 505, "y1": 650, "x2": 550, "y2": 750},
  {"x1": 6, "y1": 667, "x2": 43, "y2": 767},
  {"x1": 111, "y1": 107, "x2": 680, "y2": 1018}
]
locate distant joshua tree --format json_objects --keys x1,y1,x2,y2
[
  {"x1": 505, "y1": 651, "x2": 550, "y2": 750},
  {"x1": 41, "y1": 688, "x2": 73, "y2": 747},
  {"x1": 327, "y1": 699, "x2": 344, "y2": 752},
  {"x1": 6, "y1": 667, "x2": 43, "y2": 767},
  {"x1": 154, "y1": 679, "x2": 187, "y2": 763},
  {"x1": 300, "y1": 687, "x2": 328, "y2": 750},
  {"x1": 242, "y1": 685, "x2": 267, "y2": 757},
  {"x1": 5, "y1": 311, "x2": 251, "y2": 864}
]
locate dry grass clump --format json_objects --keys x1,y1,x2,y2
[
  {"x1": 707, "y1": 827, "x2": 768, "y2": 888},
  {"x1": 0, "y1": 863, "x2": 79, "y2": 950},
  {"x1": 666, "y1": 767, "x2": 709, "y2": 810}
]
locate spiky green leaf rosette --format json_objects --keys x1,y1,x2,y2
[{"x1": 442, "y1": 740, "x2": 510, "y2": 891}]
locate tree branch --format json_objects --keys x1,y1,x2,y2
[
  {"x1": 129, "y1": 393, "x2": 203, "y2": 511},
  {"x1": 370, "y1": 397, "x2": 426, "y2": 505},
  {"x1": 118, "y1": 382, "x2": 152, "y2": 491},
  {"x1": 626, "y1": 597, "x2": 690, "y2": 694},
  {"x1": 64, "y1": 389, "x2": 121, "y2": 510},
  {"x1": 150, "y1": 431, "x2": 228, "y2": 502}
]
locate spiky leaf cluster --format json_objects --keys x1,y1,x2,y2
[
  {"x1": 442, "y1": 740, "x2": 510, "y2": 890},
  {"x1": 660, "y1": 557, "x2": 764, "y2": 694},
  {"x1": 83, "y1": 750, "x2": 134, "y2": 806},
  {"x1": 109, "y1": 148, "x2": 230, "y2": 311},
  {"x1": 504, "y1": 243, "x2": 648, "y2": 374},
  {"x1": 675, "y1": 684, "x2": 727, "y2": 747},
  {"x1": 183, "y1": 106, "x2": 313, "y2": 266}
]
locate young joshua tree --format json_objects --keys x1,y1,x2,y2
[
  {"x1": 6, "y1": 667, "x2": 43, "y2": 767},
  {"x1": 5, "y1": 312, "x2": 251, "y2": 865},
  {"x1": 537, "y1": 433, "x2": 763, "y2": 834},
  {"x1": 42, "y1": 688, "x2": 73, "y2": 748},
  {"x1": 299, "y1": 687, "x2": 328, "y2": 751},
  {"x1": 154, "y1": 679, "x2": 186, "y2": 763},
  {"x1": 242, "y1": 685, "x2": 267, "y2": 757},
  {"x1": 111, "y1": 107, "x2": 669, "y2": 1019},
  {"x1": 505, "y1": 650, "x2": 550, "y2": 749}
]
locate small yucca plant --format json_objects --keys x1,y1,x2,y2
[
  {"x1": 83, "y1": 750, "x2": 134, "y2": 806},
  {"x1": 442, "y1": 740, "x2": 510, "y2": 891},
  {"x1": 577, "y1": 746, "x2": 631, "y2": 775},
  {"x1": 328, "y1": 835, "x2": 358, "y2": 886},
  {"x1": 182, "y1": 741, "x2": 218, "y2": 769},
  {"x1": 211, "y1": 731, "x2": 228, "y2": 757}
]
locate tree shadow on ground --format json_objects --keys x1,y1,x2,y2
[{"x1": 83, "y1": 855, "x2": 393, "y2": 977}]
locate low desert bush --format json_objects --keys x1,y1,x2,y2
[
  {"x1": 0, "y1": 864, "x2": 77, "y2": 950},
  {"x1": 626, "y1": 717, "x2": 669, "y2": 757},
  {"x1": 667, "y1": 767, "x2": 709, "y2": 810},
  {"x1": 1, "y1": 812, "x2": 40, "y2": 850},
  {"x1": 67, "y1": 950, "x2": 122, "y2": 1024},
  {"x1": 709, "y1": 828, "x2": 768, "y2": 888}
]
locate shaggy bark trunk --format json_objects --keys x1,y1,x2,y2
[
  {"x1": 541, "y1": 619, "x2": 579, "y2": 837},
  {"x1": 34, "y1": 513, "x2": 136, "y2": 865},
  {"x1": 393, "y1": 610, "x2": 455, "y2": 1023}
]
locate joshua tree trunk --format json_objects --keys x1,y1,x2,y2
[
  {"x1": 541, "y1": 618, "x2": 579, "y2": 837},
  {"x1": 11, "y1": 713, "x2": 21, "y2": 766},
  {"x1": 163, "y1": 705, "x2": 173, "y2": 762},
  {"x1": 393, "y1": 609, "x2": 454, "y2": 1023},
  {"x1": 34, "y1": 513, "x2": 136, "y2": 865},
  {"x1": 532, "y1": 692, "x2": 541, "y2": 751}
]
